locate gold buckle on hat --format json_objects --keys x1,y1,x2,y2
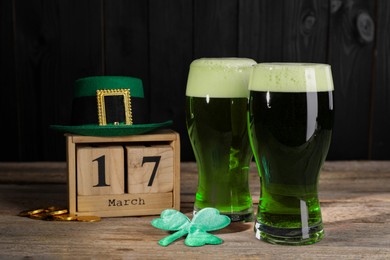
[{"x1": 96, "y1": 89, "x2": 133, "y2": 126}]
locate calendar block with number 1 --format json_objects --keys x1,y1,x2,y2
[{"x1": 66, "y1": 129, "x2": 180, "y2": 217}]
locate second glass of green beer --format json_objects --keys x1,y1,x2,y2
[
  {"x1": 185, "y1": 58, "x2": 256, "y2": 222},
  {"x1": 248, "y1": 63, "x2": 335, "y2": 245}
]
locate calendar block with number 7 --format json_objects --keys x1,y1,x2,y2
[{"x1": 66, "y1": 129, "x2": 180, "y2": 217}]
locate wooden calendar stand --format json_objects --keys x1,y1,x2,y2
[{"x1": 66, "y1": 129, "x2": 180, "y2": 217}]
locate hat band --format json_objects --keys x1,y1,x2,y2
[{"x1": 71, "y1": 96, "x2": 146, "y2": 125}]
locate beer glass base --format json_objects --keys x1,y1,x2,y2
[
  {"x1": 254, "y1": 220, "x2": 324, "y2": 245},
  {"x1": 193, "y1": 207, "x2": 253, "y2": 222}
]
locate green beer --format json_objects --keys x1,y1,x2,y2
[
  {"x1": 185, "y1": 58, "x2": 256, "y2": 221},
  {"x1": 248, "y1": 63, "x2": 334, "y2": 244}
]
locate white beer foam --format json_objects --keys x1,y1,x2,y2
[
  {"x1": 248, "y1": 63, "x2": 334, "y2": 92},
  {"x1": 186, "y1": 58, "x2": 257, "y2": 98}
]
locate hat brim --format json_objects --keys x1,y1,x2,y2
[{"x1": 50, "y1": 120, "x2": 173, "y2": 136}]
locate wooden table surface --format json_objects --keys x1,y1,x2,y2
[{"x1": 0, "y1": 161, "x2": 389, "y2": 259}]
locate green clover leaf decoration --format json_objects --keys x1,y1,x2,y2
[{"x1": 151, "y1": 207, "x2": 231, "y2": 247}]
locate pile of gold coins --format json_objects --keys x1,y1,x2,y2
[{"x1": 18, "y1": 206, "x2": 101, "y2": 222}]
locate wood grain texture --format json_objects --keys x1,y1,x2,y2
[
  {"x1": 327, "y1": 0, "x2": 376, "y2": 160},
  {"x1": 0, "y1": 161, "x2": 389, "y2": 258},
  {"x1": 12, "y1": 0, "x2": 58, "y2": 160},
  {"x1": 49, "y1": 0, "x2": 105, "y2": 161},
  {"x1": 194, "y1": 0, "x2": 239, "y2": 57},
  {"x1": 127, "y1": 145, "x2": 174, "y2": 194},
  {"x1": 1, "y1": 1, "x2": 390, "y2": 161},
  {"x1": 77, "y1": 192, "x2": 173, "y2": 217},
  {"x1": 283, "y1": 0, "x2": 330, "y2": 62},
  {"x1": 10, "y1": 0, "x2": 104, "y2": 161},
  {"x1": 239, "y1": 0, "x2": 283, "y2": 61},
  {"x1": 64, "y1": 130, "x2": 180, "y2": 217},
  {"x1": 0, "y1": 0, "x2": 19, "y2": 161},
  {"x1": 77, "y1": 146, "x2": 124, "y2": 196},
  {"x1": 371, "y1": 0, "x2": 390, "y2": 159},
  {"x1": 148, "y1": 0, "x2": 193, "y2": 161},
  {"x1": 239, "y1": 0, "x2": 329, "y2": 62},
  {"x1": 104, "y1": 0, "x2": 150, "y2": 122}
]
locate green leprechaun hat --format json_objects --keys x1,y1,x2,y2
[{"x1": 50, "y1": 76, "x2": 172, "y2": 136}]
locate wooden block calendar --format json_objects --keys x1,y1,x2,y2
[{"x1": 66, "y1": 129, "x2": 180, "y2": 217}]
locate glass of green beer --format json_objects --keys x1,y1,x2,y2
[
  {"x1": 185, "y1": 58, "x2": 257, "y2": 222},
  {"x1": 248, "y1": 63, "x2": 334, "y2": 245}
]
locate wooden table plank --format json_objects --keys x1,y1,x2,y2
[{"x1": 0, "y1": 161, "x2": 389, "y2": 258}]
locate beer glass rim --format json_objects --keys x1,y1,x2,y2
[
  {"x1": 190, "y1": 57, "x2": 257, "y2": 68},
  {"x1": 255, "y1": 62, "x2": 330, "y2": 68},
  {"x1": 249, "y1": 62, "x2": 334, "y2": 92},
  {"x1": 186, "y1": 57, "x2": 257, "y2": 98}
]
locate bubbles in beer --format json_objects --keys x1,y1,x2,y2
[
  {"x1": 186, "y1": 58, "x2": 257, "y2": 98},
  {"x1": 249, "y1": 63, "x2": 334, "y2": 93}
]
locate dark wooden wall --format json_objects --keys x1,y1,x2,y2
[{"x1": 0, "y1": 0, "x2": 389, "y2": 162}]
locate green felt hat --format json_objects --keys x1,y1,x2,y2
[{"x1": 51, "y1": 76, "x2": 172, "y2": 136}]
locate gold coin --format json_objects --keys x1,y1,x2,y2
[
  {"x1": 18, "y1": 208, "x2": 46, "y2": 217},
  {"x1": 17, "y1": 207, "x2": 102, "y2": 223},
  {"x1": 47, "y1": 209, "x2": 68, "y2": 216},
  {"x1": 30, "y1": 208, "x2": 46, "y2": 215},
  {"x1": 53, "y1": 214, "x2": 77, "y2": 221},
  {"x1": 46, "y1": 206, "x2": 63, "y2": 212},
  {"x1": 76, "y1": 216, "x2": 101, "y2": 222},
  {"x1": 29, "y1": 213, "x2": 50, "y2": 220}
]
